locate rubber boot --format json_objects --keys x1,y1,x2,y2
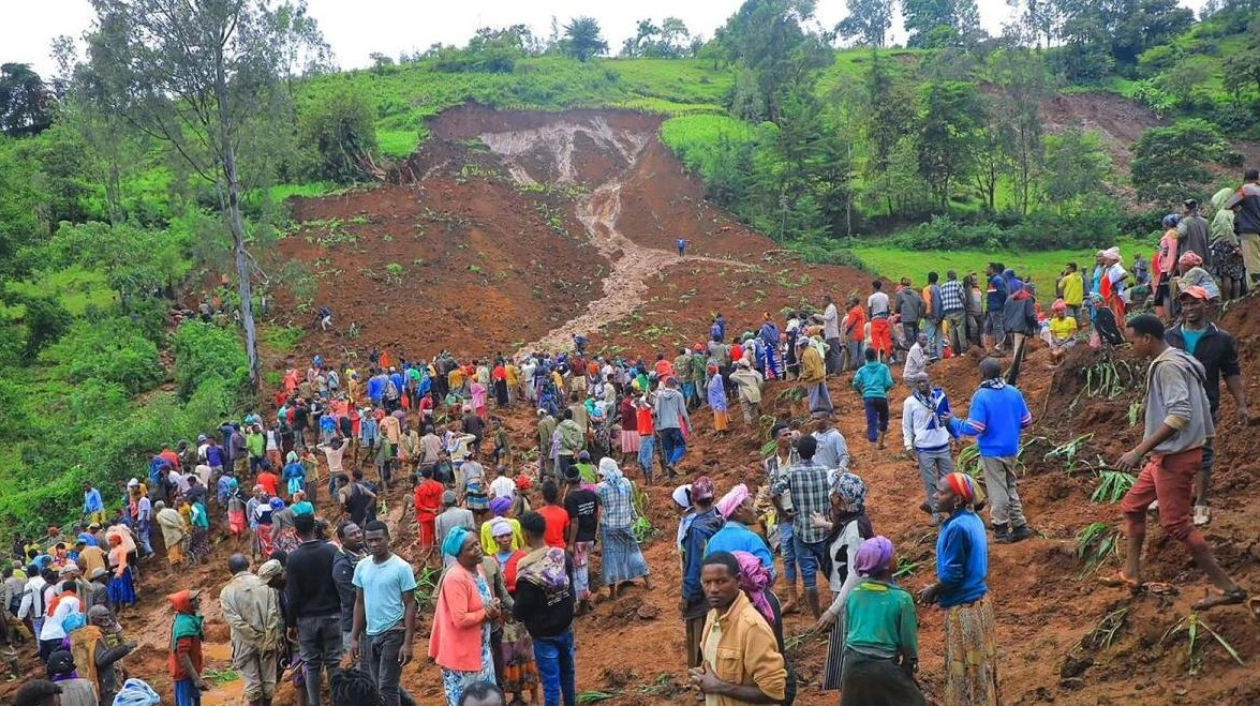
[
  {"x1": 781, "y1": 585, "x2": 800, "y2": 615},
  {"x1": 804, "y1": 587, "x2": 822, "y2": 620},
  {"x1": 992, "y1": 522, "x2": 1011, "y2": 543}
]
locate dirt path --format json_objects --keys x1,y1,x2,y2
[{"x1": 477, "y1": 119, "x2": 755, "y2": 356}]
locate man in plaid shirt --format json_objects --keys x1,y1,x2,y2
[
  {"x1": 771, "y1": 435, "x2": 831, "y2": 619},
  {"x1": 940, "y1": 270, "x2": 968, "y2": 357}
]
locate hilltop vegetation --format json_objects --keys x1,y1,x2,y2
[{"x1": 0, "y1": 0, "x2": 1259, "y2": 527}]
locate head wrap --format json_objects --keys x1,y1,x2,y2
[
  {"x1": 1212, "y1": 187, "x2": 1235, "y2": 210},
  {"x1": 269, "y1": 497, "x2": 285, "y2": 510},
  {"x1": 671, "y1": 484, "x2": 693, "y2": 510},
  {"x1": 490, "y1": 519, "x2": 513, "y2": 538},
  {"x1": 715, "y1": 484, "x2": 751, "y2": 520},
  {"x1": 87, "y1": 604, "x2": 113, "y2": 623},
  {"x1": 1051, "y1": 299, "x2": 1068, "y2": 313},
  {"x1": 490, "y1": 496, "x2": 512, "y2": 517},
  {"x1": 443, "y1": 526, "x2": 472, "y2": 558},
  {"x1": 112, "y1": 679, "x2": 163, "y2": 707},
  {"x1": 945, "y1": 472, "x2": 977, "y2": 503},
  {"x1": 831, "y1": 472, "x2": 867, "y2": 510},
  {"x1": 1101, "y1": 247, "x2": 1122, "y2": 264},
  {"x1": 1179, "y1": 285, "x2": 1210, "y2": 300},
  {"x1": 515, "y1": 475, "x2": 533, "y2": 491},
  {"x1": 442, "y1": 490, "x2": 458, "y2": 505},
  {"x1": 855, "y1": 536, "x2": 896, "y2": 576},
  {"x1": 1178, "y1": 251, "x2": 1203, "y2": 269},
  {"x1": 691, "y1": 476, "x2": 716, "y2": 502},
  {"x1": 286, "y1": 451, "x2": 298, "y2": 463},
  {"x1": 257, "y1": 559, "x2": 283, "y2": 582},
  {"x1": 1163, "y1": 213, "x2": 1180, "y2": 228},
  {"x1": 732, "y1": 551, "x2": 775, "y2": 627}
]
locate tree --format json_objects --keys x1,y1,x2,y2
[
  {"x1": 80, "y1": 0, "x2": 328, "y2": 391},
  {"x1": 836, "y1": 0, "x2": 894, "y2": 46},
  {"x1": 915, "y1": 81, "x2": 985, "y2": 209},
  {"x1": 1131, "y1": 119, "x2": 1242, "y2": 202},
  {"x1": 1042, "y1": 126, "x2": 1111, "y2": 207},
  {"x1": 0, "y1": 63, "x2": 55, "y2": 137},
  {"x1": 298, "y1": 87, "x2": 378, "y2": 183},
  {"x1": 562, "y1": 16, "x2": 608, "y2": 61},
  {"x1": 1222, "y1": 18, "x2": 1260, "y2": 100},
  {"x1": 860, "y1": 51, "x2": 917, "y2": 217},
  {"x1": 990, "y1": 49, "x2": 1053, "y2": 214},
  {"x1": 716, "y1": 0, "x2": 834, "y2": 123},
  {"x1": 903, "y1": 0, "x2": 984, "y2": 48}
]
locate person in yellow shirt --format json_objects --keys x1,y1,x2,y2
[
  {"x1": 689, "y1": 552, "x2": 787, "y2": 706},
  {"x1": 1057, "y1": 262, "x2": 1086, "y2": 325},
  {"x1": 505, "y1": 362, "x2": 521, "y2": 406},
  {"x1": 1047, "y1": 300, "x2": 1079, "y2": 365}
]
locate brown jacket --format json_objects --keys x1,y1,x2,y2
[{"x1": 699, "y1": 592, "x2": 787, "y2": 706}]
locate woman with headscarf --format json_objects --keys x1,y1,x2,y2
[
  {"x1": 1099, "y1": 247, "x2": 1129, "y2": 326},
  {"x1": 729, "y1": 549, "x2": 797, "y2": 704},
  {"x1": 154, "y1": 501, "x2": 188, "y2": 568},
  {"x1": 920, "y1": 473, "x2": 999, "y2": 705},
  {"x1": 838, "y1": 536, "x2": 924, "y2": 705},
  {"x1": 270, "y1": 498, "x2": 300, "y2": 556},
  {"x1": 70, "y1": 605, "x2": 135, "y2": 705},
  {"x1": 707, "y1": 484, "x2": 775, "y2": 571},
  {"x1": 105, "y1": 534, "x2": 136, "y2": 614},
  {"x1": 596, "y1": 458, "x2": 652, "y2": 599},
  {"x1": 254, "y1": 497, "x2": 278, "y2": 559},
  {"x1": 490, "y1": 520, "x2": 538, "y2": 705},
  {"x1": 479, "y1": 496, "x2": 524, "y2": 552},
  {"x1": 707, "y1": 364, "x2": 730, "y2": 436},
  {"x1": 1210, "y1": 187, "x2": 1245, "y2": 301},
  {"x1": 429, "y1": 527, "x2": 500, "y2": 705},
  {"x1": 282, "y1": 451, "x2": 306, "y2": 500},
  {"x1": 672, "y1": 484, "x2": 695, "y2": 564},
  {"x1": 1156, "y1": 215, "x2": 1181, "y2": 319},
  {"x1": 815, "y1": 472, "x2": 875, "y2": 691},
  {"x1": 1175, "y1": 251, "x2": 1221, "y2": 301}
]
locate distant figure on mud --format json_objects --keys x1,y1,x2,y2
[
  {"x1": 677, "y1": 238, "x2": 690, "y2": 257},
  {"x1": 318, "y1": 306, "x2": 333, "y2": 331}
]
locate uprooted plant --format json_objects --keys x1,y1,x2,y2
[
  {"x1": 1076, "y1": 522, "x2": 1120, "y2": 576},
  {"x1": 1161, "y1": 613, "x2": 1245, "y2": 676},
  {"x1": 1092, "y1": 471, "x2": 1137, "y2": 504}
]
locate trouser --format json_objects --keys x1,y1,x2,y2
[
  {"x1": 297, "y1": 613, "x2": 342, "y2": 705},
  {"x1": 638, "y1": 437, "x2": 655, "y2": 480},
  {"x1": 136, "y1": 521, "x2": 153, "y2": 556},
  {"x1": 808, "y1": 382, "x2": 834, "y2": 419},
  {"x1": 175, "y1": 678, "x2": 202, "y2": 706},
  {"x1": 234, "y1": 648, "x2": 278, "y2": 703},
  {"x1": 364, "y1": 627, "x2": 406, "y2": 706},
  {"x1": 824, "y1": 337, "x2": 843, "y2": 375},
  {"x1": 845, "y1": 339, "x2": 863, "y2": 372},
  {"x1": 778, "y1": 521, "x2": 798, "y2": 585},
  {"x1": 793, "y1": 534, "x2": 828, "y2": 589},
  {"x1": 945, "y1": 311, "x2": 966, "y2": 356},
  {"x1": 682, "y1": 381, "x2": 696, "y2": 409},
  {"x1": 916, "y1": 448, "x2": 954, "y2": 513},
  {"x1": 534, "y1": 628, "x2": 577, "y2": 706},
  {"x1": 785, "y1": 343, "x2": 799, "y2": 379},
  {"x1": 684, "y1": 614, "x2": 706, "y2": 668},
  {"x1": 862, "y1": 398, "x2": 889, "y2": 442},
  {"x1": 924, "y1": 319, "x2": 942, "y2": 358},
  {"x1": 981, "y1": 456, "x2": 1027, "y2": 528},
  {"x1": 870, "y1": 318, "x2": 892, "y2": 358},
  {"x1": 902, "y1": 321, "x2": 920, "y2": 349},
  {"x1": 765, "y1": 347, "x2": 781, "y2": 379},
  {"x1": 660, "y1": 428, "x2": 686, "y2": 468},
  {"x1": 1121, "y1": 448, "x2": 1206, "y2": 551},
  {"x1": 739, "y1": 399, "x2": 760, "y2": 424},
  {"x1": 1241, "y1": 232, "x2": 1260, "y2": 284},
  {"x1": 39, "y1": 637, "x2": 60, "y2": 662},
  {"x1": 1200, "y1": 411, "x2": 1218, "y2": 505}
]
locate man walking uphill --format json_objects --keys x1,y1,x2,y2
[
  {"x1": 219, "y1": 554, "x2": 282, "y2": 706},
  {"x1": 1165, "y1": 286, "x2": 1249, "y2": 527},
  {"x1": 947, "y1": 358, "x2": 1035, "y2": 543},
  {"x1": 284, "y1": 513, "x2": 342, "y2": 705},
  {"x1": 1106, "y1": 315, "x2": 1247, "y2": 611},
  {"x1": 350, "y1": 521, "x2": 417, "y2": 706},
  {"x1": 772, "y1": 436, "x2": 833, "y2": 619},
  {"x1": 655, "y1": 377, "x2": 690, "y2": 478},
  {"x1": 1224, "y1": 169, "x2": 1260, "y2": 287}
]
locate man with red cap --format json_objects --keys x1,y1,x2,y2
[{"x1": 1163, "y1": 285, "x2": 1249, "y2": 527}]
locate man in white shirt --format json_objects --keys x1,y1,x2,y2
[
  {"x1": 39, "y1": 580, "x2": 80, "y2": 660},
  {"x1": 903, "y1": 333, "x2": 929, "y2": 382},
  {"x1": 18, "y1": 569, "x2": 48, "y2": 638},
  {"x1": 488, "y1": 465, "x2": 516, "y2": 502},
  {"x1": 822, "y1": 295, "x2": 842, "y2": 375}
]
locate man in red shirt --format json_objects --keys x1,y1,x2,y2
[
  {"x1": 844, "y1": 297, "x2": 867, "y2": 372},
  {"x1": 256, "y1": 468, "x2": 280, "y2": 498},
  {"x1": 537, "y1": 480, "x2": 570, "y2": 549},
  {"x1": 636, "y1": 398, "x2": 656, "y2": 484},
  {"x1": 653, "y1": 353, "x2": 674, "y2": 378},
  {"x1": 413, "y1": 467, "x2": 445, "y2": 563}
]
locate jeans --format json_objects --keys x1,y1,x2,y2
[
  {"x1": 660, "y1": 427, "x2": 686, "y2": 468},
  {"x1": 902, "y1": 321, "x2": 920, "y2": 349},
  {"x1": 792, "y1": 533, "x2": 828, "y2": 590},
  {"x1": 916, "y1": 448, "x2": 954, "y2": 513},
  {"x1": 924, "y1": 319, "x2": 943, "y2": 358},
  {"x1": 534, "y1": 629, "x2": 577, "y2": 706},
  {"x1": 862, "y1": 398, "x2": 889, "y2": 442},
  {"x1": 364, "y1": 628, "x2": 405, "y2": 706},
  {"x1": 136, "y1": 521, "x2": 153, "y2": 556},
  {"x1": 297, "y1": 613, "x2": 343, "y2": 705},
  {"x1": 777, "y1": 521, "x2": 798, "y2": 585},
  {"x1": 638, "y1": 436, "x2": 655, "y2": 479},
  {"x1": 846, "y1": 339, "x2": 864, "y2": 372}
]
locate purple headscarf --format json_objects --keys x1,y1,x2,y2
[
  {"x1": 732, "y1": 551, "x2": 775, "y2": 627},
  {"x1": 490, "y1": 496, "x2": 512, "y2": 517},
  {"x1": 855, "y1": 536, "x2": 895, "y2": 577}
]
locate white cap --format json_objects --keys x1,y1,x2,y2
[{"x1": 127, "y1": 478, "x2": 140, "y2": 487}]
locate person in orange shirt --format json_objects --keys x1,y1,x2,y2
[
  {"x1": 413, "y1": 467, "x2": 446, "y2": 564},
  {"x1": 843, "y1": 297, "x2": 867, "y2": 372},
  {"x1": 653, "y1": 353, "x2": 674, "y2": 378},
  {"x1": 536, "y1": 481, "x2": 570, "y2": 549}
]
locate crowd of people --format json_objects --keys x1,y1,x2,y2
[{"x1": 4, "y1": 171, "x2": 1258, "y2": 706}]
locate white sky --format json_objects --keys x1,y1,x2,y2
[{"x1": 4, "y1": 0, "x2": 1207, "y2": 77}]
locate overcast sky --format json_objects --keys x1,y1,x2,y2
[{"x1": 4, "y1": 0, "x2": 1208, "y2": 77}]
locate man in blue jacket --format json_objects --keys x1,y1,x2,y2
[
  {"x1": 947, "y1": 357, "x2": 1034, "y2": 543},
  {"x1": 679, "y1": 477, "x2": 723, "y2": 669}
]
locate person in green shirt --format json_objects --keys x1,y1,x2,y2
[
  {"x1": 840, "y1": 536, "x2": 925, "y2": 705},
  {"x1": 245, "y1": 425, "x2": 266, "y2": 473}
]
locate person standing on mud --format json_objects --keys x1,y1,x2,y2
[
  {"x1": 220, "y1": 554, "x2": 282, "y2": 706},
  {"x1": 773, "y1": 436, "x2": 832, "y2": 619},
  {"x1": 655, "y1": 377, "x2": 690, "y2": 478},
  {"x1": 350, "y1": 521, "x2": 418, "y2": 707},
  {"x1": 680, "y1": 477, "x2": 723, "y2": 667},
  {"x1": 798, "y1": 336, "x2": 832, "y2": 420},
  {"x1": 1164, "y1": 286, "x2": 1249, "y2": 527},
  {"x1": 902, "y1": 372, "x2": 954, "y2": 526},
  {"x1": 822, "y1": 295, "x2": 843, "y2": 375},
  {"x1": 284, "y1": 513, "x2": 343, "y2": 705},
  {"x1": 946, "y1": 357, "x2": 1034, "y2": 544},
  {"x1": 1104, "y1": 315, "x2": 1248, "y2": 611}
]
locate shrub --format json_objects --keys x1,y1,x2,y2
[
  {"x1": 171, "y1": 322, "x2": 249, "y2": 402},
  {"x1": 298, "y1": 87, "x2": 380, "y2": 184},
  {"x1": 41, "y1": 317, "x2": 163, "y2": 395}
]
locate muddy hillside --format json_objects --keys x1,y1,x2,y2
[{"x1": 25, "y1": 106, "x2": 1260, "y2": 706}]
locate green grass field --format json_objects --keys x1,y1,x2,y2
[{"x1": 850, "y1": 237, "x2": 1147, "y2": 303}]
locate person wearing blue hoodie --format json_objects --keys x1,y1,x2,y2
[
  {"x1": 946, "y1": 358, "x2": 1034, "y2": 543},
  {"x1": 852, "y1": 348, "x2": 895, "y2": 448}
]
